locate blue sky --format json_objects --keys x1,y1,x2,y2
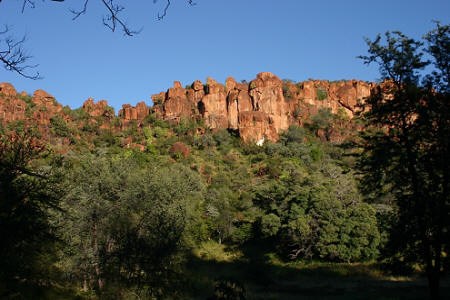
[{"x1": 1, "y1": 0, "x2": 449, "y2": 111}]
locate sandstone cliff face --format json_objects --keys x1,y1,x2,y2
[
  {"x1": 1, "y1": 72, "x2": 374, "y2": 144},
  {"x1": 0, "y1": 83, "x2": 18, "y2": 98},
  {"x1": 151, "y1": 72, "x2": 373, "y2": 142},
  {"x1": 118, "y1": 101, "x2": 150, "y2": 130},
  {"x1": 0, "y1": 83, "x2": 26, "y2": 122}
]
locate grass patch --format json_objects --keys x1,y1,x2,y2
[
  {"x1": 182, "y1": 241, "x2": 450, "y2": 300},
  {"x1": 192, "y1": 240, "x2": 243, "y2": 262}
]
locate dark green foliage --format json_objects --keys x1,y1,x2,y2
[
  {"x1": 6, "y1": 119, "x2": 25, "y2": 133},
  {"x1": 282, "y1": 85, "x2": 294, "y2": 99},
  {"x1": 18, "y1": 93, "x2": 35, "y2": 115},
  {"x1": 316, "y1": 87, "x2": 328, "y2": 100},
  {"x1": 358, "y1": 23, "x2": 450, "y2": 299},
  {"x1": 143, "y1": 113, "x2": 170, "y2": 128},
  {"x1": 153, "y1": 97, "x2": 163, "y2": 106},
  {"x1": 173, "y1": 116, "x2": 198, "y2": 136},
  {"x1": 231, "y1": 222, "x2": 253, "y2": 244},
  {"x1": 50, "y1": 115, "x2": 70, "y2": 137},
  {"x1": 312, "y1": 108, "x2": 335, "y2": 130},
  {"x1": 252, "y1": 164, "x2": 380, "y2": 262},
  {"x1": 0, "y1": 131, "x2": 61, "y2": 297},
  {"x1": 279, "y1": 125, "x2": 307, "y2": 144},
  {"x1": 293, "y1": 104, "x2": 303, "y2": 118},
  {"x1": 208, "y1": 278, "x2": 246, "y2": 300},
  {"x1": 194, "y1": 133, "x2": 217, "y2": 149},
  {"x1": 93, "y1": 129, "x2": 117, "y2": 147},
  {"x1": 55, "y1": 155, "x2": 204, "y2": 297},
  {"x1": 68, "y1": 107, "x2": 90, "y2": 121},
  {"x1": 0, "y1": 61, "x2": 418, "y2": 299},
  {"x1": 81, "y1": 120, "x2": 100, "y2": 134}
]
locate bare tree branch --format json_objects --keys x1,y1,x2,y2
[
  {"x1": 69, "y1": 0, "x2": 89, "y2": 21},
  {"x1": 157, "y1": 0, "x2": 196, "y2": 20},
  {"x1": 100, "y1": 0, "x2": 140, "y2": 36},
  {"x1": 0, "y1": 25, "x2": 41, "y2": 79},
  {"x1": 4, "y1": 0, "x2": 197, "y2": 79}
]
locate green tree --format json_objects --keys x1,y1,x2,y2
[
  {"x1": 358, "y1": 23, "x2": 450, "y2": 299},
  {"x1": 0, "y1": 130, "x2": 61, "y2": 297},
  {"x1": 55, "y1": 154, "x2": 204, "y2": 297},
  {"x1": 252, "y1": 163, "x2": 380, "y2": 261}
]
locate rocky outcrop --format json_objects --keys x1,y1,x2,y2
[
  {"x1": 1, "y1": 73, "x2": 374, "y2": 144},
  {"x1": 83, "y1": 98, "x2": 113, "y2": 117},
  {"x1": 118, "y1": 102, "x2": 149, "y2": 121},
  {"x1": 154, "y1": 72, "x2": 373, "y2": 142},
  {"x1": 164, "y1": 81, "x2": 192, "y2": 121},
  {"x1": 0, "y1": 83, "x2": 18, "y2": 98}
]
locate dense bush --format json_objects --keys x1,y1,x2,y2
[
  {"x1": 253, "y1": 163, "x2": 380, "y2": 261},
  {"x1": 316, "y1": 87, "x2": 328, "y2": 100},
  {"x1": 50, "y1": 115, "x2": 70, "y2": 137}
]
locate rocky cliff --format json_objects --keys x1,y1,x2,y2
[
  {"x1": 0, "y1": 72, "x2": 374, "y2": 145},
  {"x1": 150, "y1": 72, "x2": 373, "y2": 142}
]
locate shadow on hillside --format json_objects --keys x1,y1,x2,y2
[{"x1": 183, "y1": 242, "x2": 450, "y2": 300}]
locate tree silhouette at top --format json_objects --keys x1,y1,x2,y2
[{"x1": 358, "y1": 22, "x2": 450, "y2": 300}]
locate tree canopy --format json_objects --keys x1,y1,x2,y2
[{"x1": 358, "y1": 22, "x2": 450, "y2": 300}]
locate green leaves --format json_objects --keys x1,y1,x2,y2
[
  {"x1": 358, "y1": 23, "x2": 450, "y2": 297},
  {"x1": 359, "y1": 31, "x2": 428, "y2": 84},
  {"x1": 56, "y1": 154, "x2": 204, "y2": 295},
  {"x1": 252, "y1": 163, "x2": 380, "y2": 262}
]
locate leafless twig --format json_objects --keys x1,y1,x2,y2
[
  {"x1": 157, "y1": 0, "x2": 196, "y2": 20},
  {"x1": 7, "y1": 0, "x2": 197, "y2": 79},
  {"x1": 0, "y1": 26, "x2": 41, "y2": 79}
]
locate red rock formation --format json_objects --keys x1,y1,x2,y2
[
  {"x1": 0, "y1": 83, "x2": 18, "y2": 97},
  {"x1": 119, "y1": 102, "x2": 149, "y2": 121},
  {"x1": 0, "y1": 97, "x2": 26, "y2": 122},
  {"x1": 1, "y1": 73, "x2": 376, "y2": 144},
  {"x1": 163, "y1": 81, "x2": 191, "y2": 121},
  {"x1": 83, "y1": 98, "x2": 112, "y2": 117},
  {"x1": 199, "y1": 77, "x2": 228, "y2": 129},
  {"x1": 148, "y1": 72, "x2": 375, "y2": 142}
]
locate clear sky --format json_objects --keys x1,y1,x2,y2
[{"x1": 1, "y1": 0, "x2": 449, "y2": 111}]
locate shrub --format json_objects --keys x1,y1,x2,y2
[
  {"x1": 213, "y1": 129, "x2": 232, "y2": 147},
  {"x1": 50, "y1": 115, "x2": 70, "y2": 137},
  {"x1": 280, "y1": 125, "x2": 308, "y2": 144},
  {"x1": 293, "y1": 105, "x2": 302, "y2": 118},
  {"x1": 170, "y1": 142, "x2": 190, "y2": 159},
  {"x1": 7, "y1": 120, "x2": 25, "y2": 133},
  {"x1": 153, "y1": 97, "x2": 163, "y2": 105},
  {"x1": 282, "y1": 85, "x2": 294, "y2": 99},
  {"x1": 194, "y1": 134, "x2": 217, "y2": 149},
  {"x1": 312, "y1": 108, "x2": 335, "y2": 130},
  {"x1": 316, "y1": 87, "x2": 328, "y2": 100}
]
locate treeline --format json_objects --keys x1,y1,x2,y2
[{"x1": 0, "y1": 110, "x2": 383, "y2": 299}]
